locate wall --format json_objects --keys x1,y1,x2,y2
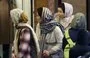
[
  {"x1": 0, "y1": 0, "x2": 11, "y2": 44},
  {"x1": 0, "y1": 0, "x2": 11, "y2": 57},
  {"x1": 62, "y1": 0, "x2": 86, "y2": 14},
  {"x1": 48, "y1": 0, "x2": 55, "y2": 14},
  {"x1": 34, "y1": 0, "x2": 48, "y2": 29}
]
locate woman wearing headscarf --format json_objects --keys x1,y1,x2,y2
[
  {"x1": 36, "y1": 7, "x2": 64, "y2": 58},
  {"x1": 54, "y1": 2, "x2": 74, "y2": 29},
  {"x1": 10, "y1": 8, "x2": 40, "y2": 58},
  {"x1": 63, "y1": 13, "x2": 90, "y2": 58}
]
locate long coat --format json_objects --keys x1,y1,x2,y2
[{"x1": 12, "y1": 23, "x2": 40, "y2": 58}]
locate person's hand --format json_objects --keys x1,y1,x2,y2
[
  {"x1": 55, "y1": 13, "x2": 60, "y2": 17},
  {"x1": 12, "y1": 53, "x2": 17, "y2": 58},
  {"x1": 43, "y1": 50, "x2": 50, "y2": 57},
  {"x1": 55, "y1": 12, "x2": 64, "y2": 18}
]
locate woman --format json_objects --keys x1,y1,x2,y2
[
  {"x1": 10, "y1": 8, "x2": 40, "y2": 58},
  {"x1": 54, "y1": 3, "x2": 65, "y2": 22},
  {"x1": 63, "y1": 13, "x2": 90, "y2": 58},
  {"x1": 69, "y1": 13, "x2": 90, "y2": 58},
  {"x1": 36, "y1": 7, "x2": 64, "y2": 58},
  {"x1": 54, "y1": 2, "x2": 74, "y2": 29}
]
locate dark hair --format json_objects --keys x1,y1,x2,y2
[
  {"x1": 37, "y1": 7, "x2": 43, "y2": 17},
  {"x1": 58, "y1": 3, "x2": 65, "y2": 13}
]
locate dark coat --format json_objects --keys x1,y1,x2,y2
[{"x1": 63, "y1": 28, "x2": 90, "y2": 58}]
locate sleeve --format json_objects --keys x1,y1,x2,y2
[
  {"x1": 49, "y1": 26, "x2": 64, "y2": 54},
  {"x1": 11, "y1": 30, "x2": 19, "y2": 57},
  {"x1": 36, "y1": 23, "x2": 41, "y2": 40}
]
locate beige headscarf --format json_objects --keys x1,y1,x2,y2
[
  {"x1": 60, "y1": 2, "x2": 74, "y2": 29},
  {"x1": 10, "y1": 8, "x2": 28, "y2": 26}
]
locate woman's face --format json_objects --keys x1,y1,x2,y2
[{"x1": 57, "y1": 7, "x2": 65, "y2": 18}]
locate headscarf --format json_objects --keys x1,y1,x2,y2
[
  {"x1": 59, "y1": 2, "x2": 74, "y2": 29},
  {"x1": 64, "y1": 2, "x2": 73, "y2": 17},
  {"x1": 10, "y1": 8, "x2": 23, "y2": 24},
  {"x1": 10, "y1": 8, "x2": 28, "y2": 27},
  {"x1": 41, "y1": 7, "x2": 53, "y2": 24},
  {"x1": 70, "y1": 13, "x2": 87, "y2": 30},
  {"x1": 37, "y1": 7, "x2": 58, "y2": 34}
]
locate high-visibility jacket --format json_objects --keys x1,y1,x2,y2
[{"x1": 64, "y1": 29, "x2": 76, "y2": 58}]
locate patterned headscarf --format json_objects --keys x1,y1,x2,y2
[
  {"x1": 37, "y1": 7, "x2": 58, "y2": 34},
  {"x1": 40, "y1": 7, "x2": 53, "y2": 24},
  {"x1": 70, "y1": 13, "x2": 87, "y2": 30}
]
